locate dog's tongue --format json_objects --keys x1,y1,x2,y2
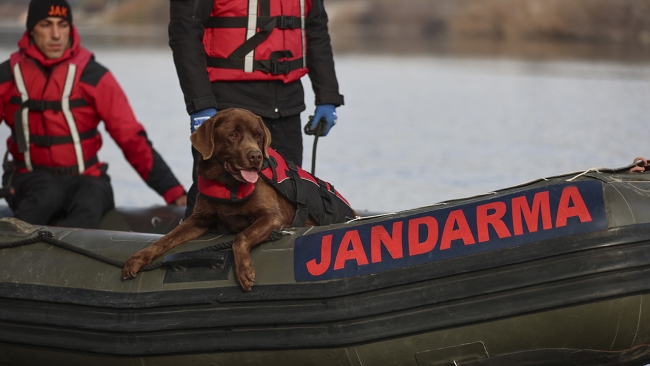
[{"x1": 240, "y1": 169, "x2": 259, "y2": 183}]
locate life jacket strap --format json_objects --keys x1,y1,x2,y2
[
  {"x1": 12, "y1": 128, "x2": 99, "y2": 148},
  {"x1": 12, "y1": 107, "x2": 28, "y2": 154},
  {"x1": 14, "y1": 155, "x2": 99, "y2": 176},
  {"x1": 205, "y1": 13, "x2": 305, "y2": 75},
  {"x1": 205, "y1": 15, "x2": 302, "y2": 30},
  {"x1": 10, "y1": 96, "x2": 89, "y2": 154},
  {"x1": 206, "y1": 56, "x2": 304, "y2": 75},
  {"x1": 9, "y1": 96, "x2": 88, "y2": 113}
]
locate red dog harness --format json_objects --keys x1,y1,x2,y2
[
  {"x1": 197, "y1": 175, "x2": 256, "y2": 202},
  {"x1": 198, "y1": 148, "x2": 354, "y2": 226}
]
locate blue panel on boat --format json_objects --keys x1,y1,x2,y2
[{"x1": 294, "y1": 181, "x2": 607, "y2": 282}]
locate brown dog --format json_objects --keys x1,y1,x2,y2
[{"x1": 122, "y1": 108, "x2": 352, "y2": 291}]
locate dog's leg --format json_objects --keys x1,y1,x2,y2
[
  {"x1": 232, "y1": 215, "x2": 284, "y2": 291},
  {"x1": 122, "y1": 215, "x2": 210, "y2": 279}
]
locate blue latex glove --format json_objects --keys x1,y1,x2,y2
[
  {"x1": 310, "y1": 104, "x2": 337, "y2": 136},
  {"x1": 190, "y1": 108, "x2": 217, "y2": 133}
]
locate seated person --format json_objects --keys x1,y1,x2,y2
[{"x1": 0, "y1": 0, "x2": 187, "y2": 228}]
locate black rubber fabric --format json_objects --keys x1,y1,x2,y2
[
  {"x1": 460, "y1": 345, "x2": 650, "y2": 366},
  {"x1": 1, "y1": 225, "x2": 650, "y2": 355}
]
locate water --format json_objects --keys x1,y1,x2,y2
[{"x1": 1, "y1": 47, "x2": 650, "y2": 213}]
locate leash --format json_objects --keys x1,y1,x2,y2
[{"x1": 303, "y1": 116, "x2": 328, "y2": 175}]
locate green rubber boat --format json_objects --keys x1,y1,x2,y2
[{"x1": 1, "y1": 166, "x2": 650, "y2": 366}]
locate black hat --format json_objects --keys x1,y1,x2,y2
[{"x1": 26, "y1": 0, "x2": 73, "y2": 31}]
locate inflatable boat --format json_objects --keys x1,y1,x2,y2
[{"x1": 1, "y1": 166, "x2": 650, "y2": 366}]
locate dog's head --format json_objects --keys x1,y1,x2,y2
[{"x1": 190, "y1": 108, "x2": 271, "y2": 183}]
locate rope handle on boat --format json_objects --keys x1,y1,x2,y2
[{"x1": 0, "y1": 229, "x2": 291, "y2": 272}]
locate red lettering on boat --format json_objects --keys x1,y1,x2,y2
[
  {"x1": 512, "y1": 191, "x2": 552, "y2": 235},
  {"x1": 440, "y1": 209, "x2": 476, "y2": 250},
  {"x1": 306, "y1": 234, "x2": 332, "y2": 276},
  {"x1": 476, "y1": 201, "x2": 512, "y2": 243},
  {"x1": 371, "y1": 222, "x2": 404, "y2": 263},
  {"x1": 407, "y1": 216, "x2": 438, "y2": 256},
  {"x1": 333, "y1": 230, "x2": 369, "y2": 270},
  {"x1": 556, "y1": 186, "x2": 592, "y2": 227}
]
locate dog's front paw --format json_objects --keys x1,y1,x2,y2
[
  {"x1": 122, "y1": 252, "x2": 150, "y2": 280},
  {"x1": 235, "y1": 258, "x2": 256, "y2": 292}
]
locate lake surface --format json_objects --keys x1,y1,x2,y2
[{"x1": 1, "y1": 47, "x2": 649, "y2": 213}]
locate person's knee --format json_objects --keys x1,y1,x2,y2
[
  {"x1": 62, "y1": 177, "x2": 114, "y2": 228},
  {"x1": 74, "y1": 177, "x2": 114, "y2": 209},
  {"x1": 13, "y1": 186, "x2": 66, "y2": 225}
]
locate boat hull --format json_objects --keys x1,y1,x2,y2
[{"x1": 1, "y1": 168, "x2": 650, "y2": 365}]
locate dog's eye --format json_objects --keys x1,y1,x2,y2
[
  {"x1": 254, "y1": 132, "x2": 262, "y2": 139},
  {"x1": 229, "y1": 132, "x2": 238, "y2": 138}
]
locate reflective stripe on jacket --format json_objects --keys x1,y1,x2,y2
[
  {"x1": 204, "y1": 0, "x2": 311, "y2": 83},
  {"x1": 9, "y1": 43, "x2": 95, "y2": 174}
]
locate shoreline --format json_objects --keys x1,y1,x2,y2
[{"x1": 1, "y1": 22, "x2": 650, "y2": 64}]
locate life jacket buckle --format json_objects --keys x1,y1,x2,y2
[
  {"x1": 277, "y1": 16, "x2": 299, "y2": 29},
  {"x1": 26, "y1": 100, "x2": 61, "y2": 113},
  {"x1": 270, "y1": 60, "x2": 289, "y2": 75},
  {"x1": 34, "y1": 135, "x2": 53, "y2": 147},
  {"x1": 28, "y1": 100, "x2": 46, "y2": 111}
]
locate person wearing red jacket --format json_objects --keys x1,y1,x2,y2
[
  {"x1": 0, "y1": 0, "x2": 187, "y2": 228},
  {"x1": 169, "y1": 0, "x2": 345, "y2": 218}
]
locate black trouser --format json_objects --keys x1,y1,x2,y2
[
  {"x1": 262, "y1": 114, "x2": 303, "y2": 166},
  {"x1": 185, "y1": 114, "x2": 303, "y2": 218},
  {"x1": 4, "y1": 169, "x2": 115, "y2": 229}
]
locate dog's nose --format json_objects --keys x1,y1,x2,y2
[{"x1": 248, "y1": 150, "x2": 263, "y2": 165}]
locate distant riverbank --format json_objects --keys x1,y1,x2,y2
[
  {"x1": 328, "y1": 0, "x2": 650, "y2": 45},
  {"x1": 1, "y1": 22, "x2": 649, "y2": 64},
  {"x1": 0, "y1": 22, "x2": 168, "y2": 49},
  {"x1": 2, "y1": 0, "x2": 650, "y2": 62},
  {"x1": 325, "y1": 0, "x2": 650, "y2": 61}
]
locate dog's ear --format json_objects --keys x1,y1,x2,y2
[
  {"x1": 190, "y1": 115, "x2": 218, "y2": 160},
  {"x1": 258, "y1": 116, "x2": 272, "y2": 158}
]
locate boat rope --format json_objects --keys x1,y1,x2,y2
[
  {"x1": 0, "y1": 229, "x2": 291, "y2": 272},
  {"x1": 566, "y1": 167, "x2": 602, "y2": 182}
]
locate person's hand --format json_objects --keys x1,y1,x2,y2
[
  {"x1": 310, "y1": 104, "x2": 337, "y2": 136},
  {"x1": 173, "y1": 194, "x2": 188, "y2": 206},
  {"x1": 190, "y1": 108, "x2": 217, "y2": 133},
  {"x1": 630, "y1": 157, "x2": 648, "y2": 173}
]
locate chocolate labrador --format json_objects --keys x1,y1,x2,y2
[{"x1": 122, "y1": 108, "x2": 354, "y2": 291}]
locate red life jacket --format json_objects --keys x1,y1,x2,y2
[
  {"x1": 203, "y1": 0, "x2": 310, "y2": 83},
  {"x1": 198, "y1": 148, "x2": 355, "y2": 226},
  {"x1": 5, "y1": 28, "x2": 101, "y2": 175}
]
